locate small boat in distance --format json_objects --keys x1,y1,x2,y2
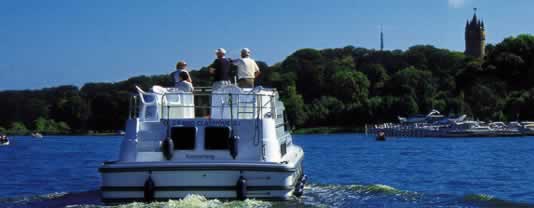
[
  {"x1": 32, "y1": 132, "x2": 43, "y2": 139},
  {"x1": 376, "y1": 131, "x2": 386, "y2": 141},
  {"x1": 99, "y1": 85, "x2": 306, "y2": 203},
  {"x1": 0, "y1": 134, "x2": 10, "y2": 146}
]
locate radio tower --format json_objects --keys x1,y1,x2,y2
[{"x1": 380, "y1": 25, "x2": 384, "y2": 51}]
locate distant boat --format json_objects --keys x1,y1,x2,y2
[
  {"x1": 398, "y1": 109, "x2": 449, "y2": 124},
  {"x1": 369, "y1": 110, "x2": 525, "y2": 137},
  {"x1": 32, "y1": 132, "x2": 43, "y2": 139},
  {"x1": 0, "y1": 134, "x2": 10, "y2": 146},
  {"x1": 376, "y1": 131, "x2": 386, "y2": 141}
]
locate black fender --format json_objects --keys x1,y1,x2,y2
[
  {"x1": 236, "y1": 176, "x2": 247, "y2": 200},
  {"x1": 144, "y1": 174, "x2": 155, "y2": 202},
  {"x1": 229, "y1": 135, "x2": 239, "y2": 159},
  {"x1": 161, "y1": 137, "x2": 174, "y2": 160}
]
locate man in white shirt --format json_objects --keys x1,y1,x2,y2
[
  {"x1": 171, "y1": 60, "x2": 192, "y2": 84},
  {"x1": 175, "y1": 71, "x2": 194, "y2": 92},
  {"x1": 232, "y1": 48, "x2": 260, "y2": 88}
]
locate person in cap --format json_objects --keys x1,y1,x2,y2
[
  {"x1": 208, "y1": 48, "x2": 232, "y2": 90},
  {"x1": 171, "y1": 60, "x2": 192, "y2": 86},
  {"x1": 175, "y1": 71, "x2": 194, "y2": 92},
  {"x1": 232, "y1": 48, "x2": 260, "y2": 88}
]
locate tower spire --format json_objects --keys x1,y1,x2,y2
[
  {"x1": 465, "y1": 8, "x2": 485, "y2": 59},
  {"x1": 380, "y1": 25, "x2": 384, "y2": 51}
]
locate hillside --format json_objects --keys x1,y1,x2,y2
[{"x1": 1, "y1": 34, "x2": 534, "y2": 134}]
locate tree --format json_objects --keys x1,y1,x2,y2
[
  {"x1": 56, "y1": 121, "x2": 71, "y2": 134},
  {"x1": 387, "y1": 66, "x2": 435, "y2": 112},
  {"x1": 395, "y1": 96, "x2": 419, "y2": 116},
  {"x1": 305, "y1": 96, "x2": 345, "y2": 126},
  {"x1": 360, "y1": 64, "x2": 390, "y2": 95},
  {"x1": 281, "y1": 86, "x2": 307, "y2": 128},
  {"x1": 282, "y1": 49, "x2": 324, "y2": 102},
  {"x1": 486, "y1": 34, "x2": 534, "y2": 89},
  {"x1": 8, "y1": 122, "x2": 29, "y2": 135},
  {"x1": 35, "y1": 117, "x2": 48, "y2": 133},
  {"x1": 331, "y1": 69, "x2": 370, "y2": 105},
  {"x1": 466, "y1": 84, "x2": 502, "y2": 120}
]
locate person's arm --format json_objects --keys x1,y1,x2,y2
[
  {"x1": 170, "y1": 71, "x2": 177, "y2": 83},
  {"x1": 184, "y1": 70, "x2": 193, "y2": 83},
  {"x1": 253, "y1": 61, "x2": 261, "y2": 78},
  {"x1": 231, "y1": 58, "x2": 242, "y2": 66},
  {"x1": 188, "y1": 82, "x2": 194, "y2": 92},
  {"x1": 208, "y1": 60, "x2": 217, "y2": 75}
]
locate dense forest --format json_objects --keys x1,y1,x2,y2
[{"x1": 2, "y1": 34, "x2": 534, "y2": 135}]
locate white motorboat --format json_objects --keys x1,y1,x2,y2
[
  {"x1": 0, "y1": 135, "x2": 9, "y2": 146},
  {"x1": 99, "y1": 85, "x2": 306, "y2": 204},
  {"x1": 32, "y1": 132, "x2": 43, "y2": 138}
]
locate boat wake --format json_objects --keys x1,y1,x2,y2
[
  {"x1": 462, "y1": 193, "x2": 533, "y2": 208},
  {"x1": 0, "y1": 192, "x2": 67, "y2": 205},
  {"x1": 1, "y1": 184, "x2": 533, "y2": 208},
  {"x1": 0, "y1": 191, "x2": 96, "y2": 208},
  {"x1": 68, "y1": 195, "x2": 271, "y2": 208}
]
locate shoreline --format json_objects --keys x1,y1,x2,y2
[
  {"x1": 6, "y1": 127, "x2": 364, "y2": 136},
  {"x1": 292, "y1": 126, "x2": 364, "y2": 134}
]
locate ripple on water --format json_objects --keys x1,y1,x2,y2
[{"x1": 2, "y1": 184, "x2": 534, "y2": 208}]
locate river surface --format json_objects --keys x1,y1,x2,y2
[{"x1": 1, "y1": 134, "x2": 533, "y2": 208}]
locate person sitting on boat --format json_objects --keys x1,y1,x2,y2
[
  {"x1": 171, "y1": 61, "x2": 192, "y2": 84},
  {"x1": 175, "y1": 71, "x2": 194, "y2": 92},
  {"x1": 208, "y1": 48, "x2": 232, "y2": 90},
  {"x1": 232, "y1": 48, "x2": 260, "y2": 88}
]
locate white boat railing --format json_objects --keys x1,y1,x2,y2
[{"x1": 131, "y1": 86, "x2": 278, "y2": 122}]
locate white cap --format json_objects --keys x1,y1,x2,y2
[
  {"x1": 241, "y1": 48, "x2": 251, "y2": 54},
  {"x1": 215, "y1": 48, "x2": 226, "y2": 54}
]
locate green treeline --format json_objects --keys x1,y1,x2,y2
[{"x1": 1, "y1": 34, "x2": 534, "y2": 134}]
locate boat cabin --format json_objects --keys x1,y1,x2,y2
[{"x1": 118, "y1": 85, "x2": 294, "y2": 164}]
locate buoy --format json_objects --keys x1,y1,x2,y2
[
  {"x1": 229, "y1": 135, "x2": 239, "y2": 159},
  {"x1": 236, "y1": 176, "x2": 247, "y2": 200},
  {"x1": 144, "y1": 172, "x2": 155, "y2": 202},
  {"x1": 376, "y1": 131, "x2": 386, "y2": 141},
  {"x1": 161, "y1": 137, "x2": 174, "y2": 160}
]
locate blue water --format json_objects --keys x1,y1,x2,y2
[{"x1": 1, "y1": 135, "x2": 534, "y2": 208}]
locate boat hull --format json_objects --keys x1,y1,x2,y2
[{"x1": 99, "y1": 159, "x2": 304, "y2": 203}]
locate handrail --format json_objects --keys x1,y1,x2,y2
[{"x1": 134, "y1": 87, "x2": 279, "y2": 120}]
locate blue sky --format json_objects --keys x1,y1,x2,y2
[{"x1": 1, "y1": 0, "x2": 533, "y2": 90}]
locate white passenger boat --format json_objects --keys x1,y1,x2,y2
[{"x1": 99, "y1": 85, "x2": 306, "y2": 204}]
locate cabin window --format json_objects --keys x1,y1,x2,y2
[
  {"x1": 280, "y1": 142, "x2": 287, "y2": 157},
  {"x1": 205, "y1": 127, "x2": 231, "y2": 150},
  {"x1": 171, "y1": 127, "x2": 196, "y2": 150}
]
